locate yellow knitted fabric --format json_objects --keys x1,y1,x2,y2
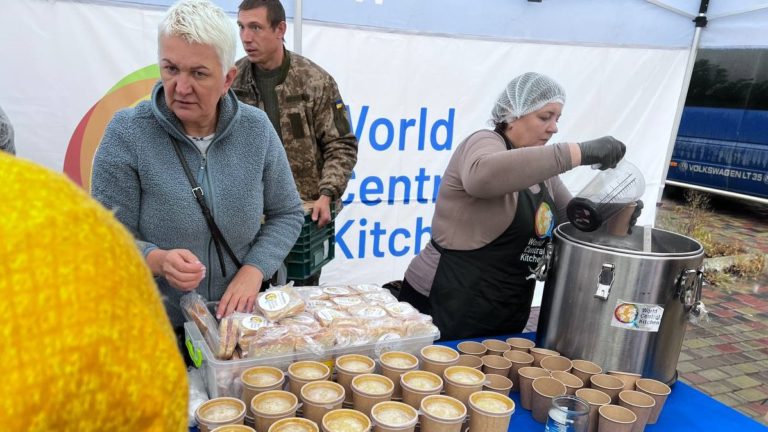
[{"x1": 0, "y1": 154, "x2": 188, "y2": 431}]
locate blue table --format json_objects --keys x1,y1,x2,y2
[
  {"x1": 191, "y1": 333, "x2": 767, "y2": 431},
  {"x1": 438, "y1": 334, "x2": 768, "y2": 431}
]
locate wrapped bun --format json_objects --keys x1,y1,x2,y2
[{"x1": 256, "y1": 285, "x2": 305, "y2": 321}]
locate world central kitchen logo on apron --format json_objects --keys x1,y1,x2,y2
[
  {"x1": 534, "y1": 201, "x2": 554, "y2": 239},
  {"x1": 520, "y1": 201, "x2": 555, "y2": 265}
]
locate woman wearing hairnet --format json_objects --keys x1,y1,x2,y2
[{"x1": 399, "y1": 72, "x2": 628, "y2": 340}]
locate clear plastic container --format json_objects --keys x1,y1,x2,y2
[
  {"x1": 545, "y1": 395, "x2": 590, "y2": 432},
  {"x1": 567, "y1": 160, "x2": 645, "y2": 232}
]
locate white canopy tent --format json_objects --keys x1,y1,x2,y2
[{"x1": 1, "y1": 0, "x2": 766, "y2": 285}]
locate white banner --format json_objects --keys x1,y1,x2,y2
[{"x1": 0, "y1": 0, "x2": 688, "y2": 287}]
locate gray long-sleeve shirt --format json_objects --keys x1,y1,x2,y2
[{"x1": 405, "y1": 130, "x2": 574, "y2": 296}]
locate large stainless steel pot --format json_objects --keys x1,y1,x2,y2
[{"x1": 536, "y1": 223, "x2": 705, "y2": 385}]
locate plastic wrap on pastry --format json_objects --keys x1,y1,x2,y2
[
  {"x1": 366, "y1": 317, "x2": 406, "y2": 339},
  {"x1": 362, "y1": 291, "x2": 399, "y2": 305},
  {"x1": 349, "y1": 283, "x2": 385, "y2": 294},
  {"x1": 306, "y1": 299, "x2": 335, "y2": 311},
  {"x1": 279, "y1": 312, "x2": 321, "y2": 330},
  {"x1": 240, "y1": 325, "x2": 295, "y2": 359},
  {"x1": 294, "y1": 327, "x2": 336, "y2": 356},
  {"x1": 404, "y1": 315, "x2": 440, "y2": 338},
  {"x1": 330, "y1": 296, "x2": 366, "y2": 310},
  {"x1": 348, "y1": 304, "x2": 388, "y2": 320},
  {"x1": 234, "y1": 312, "x2": 271, "y2": 340},
  {"x1": 314, "y1": 307, "x2": 351, "y2": 327},
  {"x1": 216, "y1": 315, "x2": 239, "y2": 360},
  {"x1": 295, "y1": 286, "x2": 327, "y2": 300},
  {"x1": 321, "y1": 286, "x2": 355, "y2": 297},
  {"x1": 332, "y1": 323, "x2": 372, "y2": 347},
  {"x1": 180, "y1": 292, "x2": 220, "y2": 353},
  {"x1": 256, "y1": 284, "x2": 306, "y2": 322},
  {"x1": 384, "y1": 302, "x2": 420, "y2": 319}
]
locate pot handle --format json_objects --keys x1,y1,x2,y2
[
  {"x1": 594, "y1": 263, "x2": 615, "y2": 300},
  {"x1": 677, "y1": 267, "x2": 707, "y2": 319}
]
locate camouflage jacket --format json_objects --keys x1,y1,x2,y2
[{"x1": 232, "y1": 50, "x2": 358, "y2": 201}]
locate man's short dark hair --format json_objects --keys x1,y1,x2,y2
[{"x1": 239, "y1": 0, "x2": 286, "y2": 29}]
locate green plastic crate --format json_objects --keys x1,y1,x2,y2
[{"x1": 285, "y1": 206, "x2": 336, "y2": 280}]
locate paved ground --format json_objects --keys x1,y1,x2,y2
[{"x1": 526, "y1": 187, "x2": 768, "y2": 426}]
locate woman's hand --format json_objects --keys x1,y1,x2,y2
[
  {"x1": 216, "y1": 265, "x2": 264, "y2": 319},
  {"x1": 578, "y1": 136, "x2": 626, "y2": 169},
  {"x1": 146, "y1": 248, "x2": 206, "y2": 291}
]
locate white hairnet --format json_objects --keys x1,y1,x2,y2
[{"x1": 491, "y1": 72, "x2": 566, "y2": 125}]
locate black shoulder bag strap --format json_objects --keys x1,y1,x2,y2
[{"x1": 170, "y1": 137, "x2": 242, "y2": 277}]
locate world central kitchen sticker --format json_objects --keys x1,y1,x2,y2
[{"x1": 611, "y1": 300, "x2": 664, "y2": 332}]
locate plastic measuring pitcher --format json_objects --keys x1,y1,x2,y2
[{"x1": 566, "y1": 160, "x2": 645, "y2": 232}]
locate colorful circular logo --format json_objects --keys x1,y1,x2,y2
[
  {"x1": 64, "y1": 65, "x2": 159, "y2": 190},
  {"x1": 614, "y1": 303, "x2": 639, "y2": 324},
  {"x1": 534, "y1": 201, "x2": 554, "y2": 238}
]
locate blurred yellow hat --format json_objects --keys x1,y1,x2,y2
[{"x1": 0, "y1": 154, "x2": 187, "y2": 431}]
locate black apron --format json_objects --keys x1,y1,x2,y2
[{"x1": 428, "y1": 183, "x2": 557, "y2": 341}]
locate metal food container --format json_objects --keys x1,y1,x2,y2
[{"x1": 536, "y1": 223, "x2": 705, "y2": 385}]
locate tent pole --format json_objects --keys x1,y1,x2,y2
[
  {"x1": 294, "y1": 0, "x2": 303, "y2": 54},
  {"x1": 655, "y1": 0, "x2": 709, "y2": 206}
]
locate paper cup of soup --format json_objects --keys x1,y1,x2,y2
[
  {"x1": 301, "y1": 380, "x2": 346, "y2": 426},
  {"x1": 288, "y1": 361, "x2": 331, "y2": 399},
  {"x1": 241, "y1": 366, "x2": 285, "y2": 415},
  {"x1": 196, "y1": 397, "x2": 247, "y2": 432},
  {"x1": 351, "y1": 374, "x2": 395, "y2": 418},
  {"x1": 267, "y1": 417, "x2": 319, "y2": 432},
  {"x1": 419, "y1": 395, "x2": 467, "y2": 432},
  {"x1": 380, "y1": 351, "x2": 419, "y2": 400},
  {"x1": 442, "y1": 366, "x2": 486, "y2": 408},
  {"x1": 336, "y1": 354, "x2": 376, "y2": 404},
  {"x1": 322, "y1": 409, "x2": 372, "y2": 432},
  {"x1": 420, "y1": 345, "x2": 460, "y2": 376},
  {"x1": 468, "y1": 391, "x2": 515, "y2": 432},
  {"x1": 400, "y1": 370, "x2": 443, "y2": 410},
  {"x1": 211, "y1": 425, "x2": 256, "y2": 432},
  {"x1": 250, "y1": 390, "x2": 299, "y2": 432},
  {"x1": 371, "y1": 401, "x2": 419, "y2": 432}
]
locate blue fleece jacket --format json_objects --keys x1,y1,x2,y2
[{"x1": 92, "y1": 81, "x2": 304, "y2": 328}]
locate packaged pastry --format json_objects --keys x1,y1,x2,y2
[
  {"x1": 321, "y1": 285, "x2": 355, "y2": 297},
  {"x1": 240, "y1": 326, "x2": 295, "y2": 359},
  {"x1": 295, "y1": 286, "x2": 327, "y2": 300},
  {"x1": 306, "y1": 299, "x2": 335, "y2": 310},
  {"x1": 366, "y1": 317, "x2": 406, "y2": 339},
  {"x1": 384, "y1": 302, "x2": 420, "y2": 319},
  {"x1": 349, "y1": 283, "x2": 385, "y2": 294},
  {"x1": 234, "y1": 312, "x2": 270, "y2": 339},
  {"x1": 330, "y1": 296, "x2": 366, "y2": 310},
  {"x1": 216, "y1": 315, "x2": 239, "y2": 360},
  {"x1": 405, "y1": 315, "x2": 440, "y2": 337},
  {"x1": 279, "y1": 312, "x2": 321, "y2": 330},
  {"x1": 256, "y1": 284, "x2": 305, "y2": 322},
  {"x1": 314, "y1": 307, "x2": 350, "y2": 326},
  {"x1": 294, "y1": 327, "x2": 336, "y2": 355},
  {"x1": 180, "y1": 292, "x2": 220, "y2": 352},
  {"x1": 333, "y1": 325, "x2": 371, "y2": 348},
  {"x1": 363, "y1": 291, "x2": 399, "y2": 305},
  {"x1": 348, "y1": 304, "x2": 388, "y2": 320}
]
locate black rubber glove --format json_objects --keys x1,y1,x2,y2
[
  {"x1": 628, "y1": 200, "x2": 644, "y2": 234},
  {"x1": 578, "y1": 136, "x2": 626, "y2": 170}
]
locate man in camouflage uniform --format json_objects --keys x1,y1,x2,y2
[{"x1": 233, "y1": 0, "x2": 358, "y2": 285}]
